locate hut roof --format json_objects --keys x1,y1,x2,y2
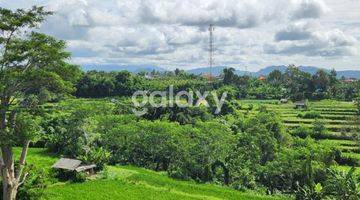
[
  {"x1": 294, "y1": 100, "x2": 306, "y2": 106},
  {"x1": 52, "y1": 158, "x2": 82, "y2": 171}
]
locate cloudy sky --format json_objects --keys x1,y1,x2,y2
[{"x1": 1, "y1": 0, "x2": 360, "y2": 71}]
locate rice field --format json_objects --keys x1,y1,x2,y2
[{"x1": 238, "y1": 99, "x2": 360, "y2": 170}]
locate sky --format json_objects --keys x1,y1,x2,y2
[{"x1": 1, "y1": 0, "x2": 360, "y2": 71}]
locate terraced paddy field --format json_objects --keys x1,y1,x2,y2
[
  {"x1": 238, "y1": 100, "x2": 360, "y2": 172},
  {"x1": 12, "y1": 148, "x2": 286, "y2": 200}
]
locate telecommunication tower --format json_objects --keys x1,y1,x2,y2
[{"x1": 209, "y1": 24, "x2": 214, "y2": 80}]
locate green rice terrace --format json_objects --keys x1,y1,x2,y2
[
  {"x1": 238, "y1": 100, "x2": 360, "y2": 173},
  {"x1": 15, "y1": 148, "x2": 284, "y2": 200}
]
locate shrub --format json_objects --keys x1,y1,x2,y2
[
  {"x1": 298, "y1": 111, "x2": 322, "y2": 119},
  {"x1": 324, "y1": 168, "x2": 360, "y2": 199},
  {"x1": 17, "y1": 167, "x2": 47, "y2": 200},
  {"x1": 52, "y1": 169, "x2": 87, "y2": 183},
  {"x1": 311, "y1": 119, "x2": 327, "y2": 140},
  {"x1": 78, "y1": 147, "x2": 110, "y2": 170},
  {"x1": 73, "y1": 172, "x2": 87, "y2": 183},
  {"x1": 295, "y1": 183, "x2": 324, "y2": 200},
  {"x1": 292, "y1": 125, "x2": 312, "y2": 138}
]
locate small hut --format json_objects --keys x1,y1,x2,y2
[
  {"x1": 280, "y1": 98, "x2": 288, "y2": 104},
  {"x1": 52, "y1": 158, "x2": 96, "y2": 175},
  {"x1": 294, "y1": 100, "x2": 307, "y2": 109}
]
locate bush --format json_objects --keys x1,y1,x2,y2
[
  {"x1": 78, "y1": 147, "x2": 110, "y2": 170},
  {"x1": 298, "y1": 111, "x2": 322, "y2": 119},
  {"x1": 292, "y1": 125, "x2": 312, "y2": 138},
  {"x1": 295, "y1": 183, "x2": 324, "y2": 200},
  {"x1": 52, "y1": 169, "x2": 87, "y2": 183},
  {"x1": 74, "y1": 172, "x2": 87, "y2": 183},
  {"x1": 324, "y1": 168, "x2": 360, "y2": 199},
  {"x1": 17, "y1": 167, "x2": 47, "y2": 200},
  {"x1": 311, "y1": 119, "x2": 327, "y2": 140}
]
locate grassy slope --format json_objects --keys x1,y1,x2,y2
[
  {"x1": 43, "y1": 166, "x2": 286, "y2": 200},
  {"x1": 13, "y1": 148, "x2": 286, "y2": 200},
  {"x1": 13, "y1": 147, "x2": 58, "y2": 172}
]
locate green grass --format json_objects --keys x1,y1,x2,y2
[
  {"x1": 14, "y1": 148, "x2": 287, "y2": 200},
  {"x1": 13, "y1": 147, "x2": 58, "y2": 172},
  {"x1": 42, "y1": 166, "x2": 287, "y2": 200}
]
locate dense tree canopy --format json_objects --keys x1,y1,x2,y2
[{"x1": 0, "y1": 6, "x2": 81, "y2": 200}]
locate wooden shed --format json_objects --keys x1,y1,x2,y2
[{"x1": 52, "y1": 158, "x2": 96, "y2": 175}]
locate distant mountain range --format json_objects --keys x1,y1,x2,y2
[
  {"x1": 82, "y1": 64, "x2": 166, "y2": 73},
  {"x1": 187, "y1": 66, "x2": 360, "y2": 79},
  {"x1": 82, "y1": 64, "x2": 360, "y2": 79}
]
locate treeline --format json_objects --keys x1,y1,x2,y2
[
  {"x1": 222, "y1": 65, "x2": 359, "y2": 101},
  {"x1": 75, "y1": 70, "x2": 208, "y2": 98},
  {"x1": 74, "y1": 65, "x2": 360, "y2": 101}
]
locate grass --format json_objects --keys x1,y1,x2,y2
[
  {"x1": 12, "y1": 148, "x2": 287, "y2": 200},
  {"x1": 237, "y1": 99, "x2": 360, "y2": 169},
  {"x1": 42, "y1": 166, "x2": 287, "y2": 200},
  {"x1": 13, "y1": 147, "x2": 58, "y2": 172}
]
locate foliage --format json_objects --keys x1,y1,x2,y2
[
  {"x1": 355, "y1": 95, "x2": 360, "y2": 115},
  {"x1": 297, "y1": 111, "x2": 322, "y2": 119},
  {"x1": 324, "y1": 167, "x2": 360, "y2": 199},
  {"x1": 292, "y1": 125, "x2": 312, "y2": 139},
  {"x1": 16, "y1": 167, "x2": 47, "y2": 200},
  {"x1": 312, "y1": 119, "x2": 327, "y2": 139},
  {"x1": 78, "y1": 147, "x2": 110, "y2": 170},
  {"x1": 295, "y1": 183, "x2": 324, "y2": 200}
]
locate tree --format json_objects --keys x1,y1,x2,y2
[
  {"x1": 355, "y1": 94, "x2": 360, "y2": 115},
  {"x1": 283, "y1": 65, "x2": 313, "y2": 101},
  {"x1": 0, "y1": 7, "x2": 80, "y2": 199},
  {"x1": 312, "y1": 69, "x2": 330, "y2": 99},
  {"x1": 267, "y1": 69, "x2": 283, "y2": 86},
  {"x1": 223, "y1": 68, "x2": 236, "y2": 85}
]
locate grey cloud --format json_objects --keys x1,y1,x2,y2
[
  {"x1": 292, "y1": 0, "x2": 328, "y2": 19},
  {"x1": 138, "y1": 0, "x2": 268, "y2": 28},
  {"x1": 267, "y1": 43, "x2": 356, "y2": 57},
  {"x1": 268, "y1": 29, "x2": 358, "y2": 57},
  {"x1": 275, "y1": 22, "x2": 314, "y2": 41}
]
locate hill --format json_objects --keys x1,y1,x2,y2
[
  {"x1": 254, "y1": 66, "x2": 360, "y2": 78},
  {"x1": 186, "y1": 66, "x2": 248, "y2": 76},
  {"x1": 82, "y1": 64, "x2": 166, "y2": 73},
  {"x1": 186, "y1": 65, "x2": 360, "y2": 78},
  {"x1": 81, "y1": 64, "x2": 360, "y2": 79}
]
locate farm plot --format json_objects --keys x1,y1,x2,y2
[{"x1": 238, "y1": 100, "x2": 360, "y2": 171}]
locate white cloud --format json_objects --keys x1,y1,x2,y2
[{"x1": 1, "y1": 0, "x2": 360, "y2": 71}]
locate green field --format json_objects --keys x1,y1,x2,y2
[
  {"x1": 16, "y1": 148, "x2": 286, "y2": 200},
  {"x1": 43, "y1": 166, "x2": 286, "y2": 200},
  {"x1": 237, "y1": 99, "x2": 360, "y2": 170}
]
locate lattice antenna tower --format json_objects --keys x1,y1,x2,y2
[{"x1": 209, "y1": 24, "x2": 214, "y2": 80}]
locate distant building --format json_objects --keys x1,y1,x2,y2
[
  {"x1": 144, "y1": 73, "x2": 154, "y2": 79},
  {"x1": 294, "y1": 100, "x2": 307, "y2": 109},
  {"x1": 202, "y1": 73, "x2": 217, "y2": 81},
  {"x1": 259, "y1": 75, "x2": 266, "y2": 81},
  {"x1": 344, "y1": 78, "x2": 355, "y2": 83},
  {"x1": 280, "y1": 99, "x2": 288, "y2": 103}
]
